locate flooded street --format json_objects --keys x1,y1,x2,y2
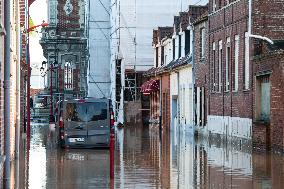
[{"x1": 10, "y1": 122, "x2": 284, "y2": 189}]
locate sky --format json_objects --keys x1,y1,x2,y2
[{"x1": 29, "y1": 0, "x2": 47, "y2": 89}]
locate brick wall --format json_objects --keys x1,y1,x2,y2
[
  {"x1": 253, "y1": 0, "x2": 284, "y2": 40},
  {"x1": 19, "y1": 0, "x2": 27, "y2": 134},
  {"x1": 57, "y1": 0, "x2": 81, "y2": 36},
  {"x1": 194, "y1": 15, "x2": 209, "y2": 124},
  {"x1": 208, "y1": 0, "x2": 253, "y2": 119},
  {"x1": 253, "y1": 51, "x2": 284, "y2": 151},
  {"x1": 161, "y1": 73, "x2": 170, "y2": 129}
]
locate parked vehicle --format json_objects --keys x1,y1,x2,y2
[{"x1": 58, "y1": 98, "x2": 114, "y2": 148}]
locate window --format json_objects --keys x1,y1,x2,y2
[
  {"x1": 256, "y1": 75, "x2": 270, "y2": 123},
  {"x1": 155, "y1": 47, "x2": 159, "y2": 67},
  {"x1": 244, "y1": 32, "x2": 249, "y2": 90},
  {"x1": 178, "y1": 35, "x2": 182, "y2": 58},
  {"x1": 161, "y1": 46, "x2": 164, "y2": 66},
  {"x1": 201, "y1": 28, "x2": 206, "y2": 58},
  {"x1": 218, "y1": 40, "x2": 223, "y2": 92},
  {"x1": 64, "y1": 61, "x2": 73, "y2": 89},
  {"x1": 65, "y1": 102, "x2": 108, "y2": 122},
  {"x1": 211, "y1": 42, "x2": 216, "y2": 92},
  {"x1": 212, "y1": 42, "x2": 216, "y2": 92},
  {"x1": 218, "y1": 0, "x2": 222, "y2": 9},
  {"x1": 173, "y1": 38, "x2": 176, "y2": 60},
  {"x1": 234, "y1": 35, "x2": 239, "y2": 91},
  {"x1": 185, "y1": 30, "x2": 191, "y2": 55},
  {"x1": 212, "y1": 0, "x2": 216, "y2": 12},
  {"x1": 225, "y1": 37, "x2": 230, "y2": 91}
]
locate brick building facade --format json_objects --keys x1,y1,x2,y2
[
  {"x1": 142, "y1": 27, "x2": 173, "y2": 128},
  {"x1": 40, "y1": 0, "x2": 88, "y2": 108},
  {"x1": 19, "y1": 0, "x2": 28, "y2": 137},
  {"x1": 207, "y1": 0, "x2": 253, "y2": 139},
  {"x1": 206, "y1": 0, "x2": 284, "y2": 151},
  {"x1": 193, "y1": 9, "x2": 208, "y2": 129},
  {"x1": 0, "y1": 0, "x2": 22, "y2": 183},
  {"x1": 251, "y1": 0, "x2": 284, "y2": 151}
]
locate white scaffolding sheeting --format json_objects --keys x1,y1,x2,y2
[{"x1": 87, "y1": 0, "x2": 111, "y2": 98}]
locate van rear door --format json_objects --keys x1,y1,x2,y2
[
  {"x1": 64, "y1": 102, "x2": 88, "y2": 145},
  {"x1": 85, "y1": 101, "x2": 110, "y2": 146}
]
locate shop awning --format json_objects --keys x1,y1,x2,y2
[{"x1": 140, "y1": 80, "x2": 160, "y2": 94}]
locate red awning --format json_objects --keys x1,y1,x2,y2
[{"x1": 141, "y1": 80, "x2": 160, "y2": 94}]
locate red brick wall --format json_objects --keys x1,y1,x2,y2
[
  {"x1": 57, "y1": 0, "x2": 81, "y2": 36},
  {"x1": 208, "y1": 0, "x2": 253, "y2": 119},
  {"x1": 253, "y1": 0, "x2": 284, "y2": 40},
  {"x1": 253, "y1": 51, "x2": 284, "y2": 151},
  {"x1": 19, "y1": 0, "x2": 28, "y2": 134},
  {"x1": 161, "y1": 73, "x2": 170, "y2": 129},
  {"x1": 194, "y1": 17, "x2": 209, "y2": 123}
]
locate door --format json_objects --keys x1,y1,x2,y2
[
  {"x1": 171, "y1": 98, "x2": 178, "y2": 131},
  {"x1": 86, "y1": 101, "x2": 110, "y2": 146},
  {"x1": 260, "y1": 77, "x2": 270, "y2": 122},
  {"x1": 64, "y1": 102, "x2": 88, "y2": 145}
]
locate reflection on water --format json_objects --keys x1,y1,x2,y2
[{"x1": 11, "y1": 122, "x2": 284, "y2": 189}]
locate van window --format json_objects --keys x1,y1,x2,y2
[{"x1": 65, "y1": 102, "x2": 107, "y2": 122}]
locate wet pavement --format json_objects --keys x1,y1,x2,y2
[{"x1": 10, "y1": 122, "x2": 284, "y2": 189}]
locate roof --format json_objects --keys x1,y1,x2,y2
[{"x1": 143, "y1": 54, "x2": 193, "y2": 77}]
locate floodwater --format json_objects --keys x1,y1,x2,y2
[{"x1": 10, "y1": 122, "x2": 284, "y2": 189}]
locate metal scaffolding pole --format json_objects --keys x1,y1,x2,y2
[{"x1": 4, "y1": 0, "x2": 11, "y2": 187}]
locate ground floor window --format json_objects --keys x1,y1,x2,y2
[
  {"x1": 255, "y1": 75, "x2": 270, "y2": 123},
  {"x1": 194, "y1": 86, "x2": 206, "y2": 126}
]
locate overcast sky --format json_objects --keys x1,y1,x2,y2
[{"x1": 30, "y1": 0, "x2": 47, "y2": 89}]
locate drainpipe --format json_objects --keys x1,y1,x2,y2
[
  {"x1": 16, "y1": 0, "x2": 21, "y2": 159},
  {"x1": 248, "y1": 0, "x2": 273, "y2": 45},
  {"x1": 4, "y1": 0, "x2": 11, "y2": 187},
  {"x1": 159, "y1": 77, "x2": 162, "y2": 132},
  {"x1": 191, "y1": 24, "x2": 196, "y2": 133}
]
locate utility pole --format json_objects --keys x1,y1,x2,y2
[{"x1": 4, "y1": 0, "x2": 11, "y2": 187}]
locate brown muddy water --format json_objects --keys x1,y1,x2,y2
[{"x1": 10, "y1": 123, "x2": 284, "y2": 189}]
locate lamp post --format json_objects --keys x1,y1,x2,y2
[{"x1": 40, "y1": 60, "x2": 59, "y2": 124}]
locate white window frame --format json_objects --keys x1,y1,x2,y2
[
  {"x1": 234, "y1": 35, "x2": 239, "y2": 91},
  {"x1": 64, "y1": 61, "x2": 74, "y2": 90},
  {"x1": 218, "y1": 40, "x2": 223, "y2": 92},
  {"x1": 244, "y1": 32, "x2": 250, "y2": 90},
  {"x1": 201, "y1": 28, "x2": 206, "y2": 58},
  {"x1": 181, "y1": 32, "x2": 185, "y2": 57},
  {"x1": 225, "y1": 37, "x2": 230, "y2": 91},
  {"x1": 212, "y1": 42, "x2": 216, "y2": 91},
  {"x1": 213, "y1": 0, "x2": 217, "y2": 12}
]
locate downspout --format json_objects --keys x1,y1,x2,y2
[
  {"x1": 248, "y1": 0, "x2": 273, "y2": 44},
  {"x1": 4, "y1": 0, "x2": 11, "y2": 187},
  {"x1": 16, "y1": 0, "x2": 21, "y2": 159},
  {"x1": 159, "y1": 77, "x2": 162, "y2": 131},
  {"x1": 16, "y1": 1, "x2": 21, "y2": 188},
  {"x1": 191, "y1": 23, "x2": 196, "y2": 132}
]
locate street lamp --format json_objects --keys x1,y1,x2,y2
[{"x1": 40, "y1": 60, "x2": 59, "y2": 124}]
